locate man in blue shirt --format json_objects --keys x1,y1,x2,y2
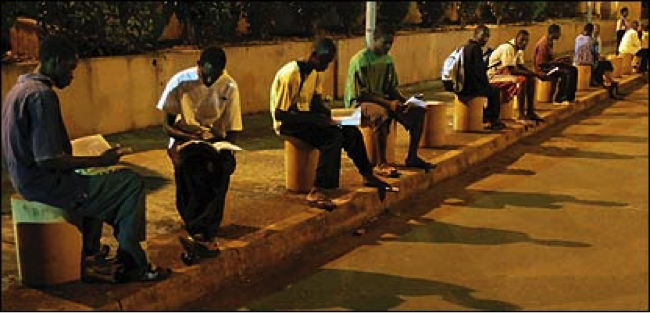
[{"x1": 1, "y1": 35, "x2": 170, "y2": 283}]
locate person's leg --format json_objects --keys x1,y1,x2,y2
[
  {"x1": 201, "y1": 151, "x2": 235, "y2": 239},
  {"x1": 616, "y1": 30, "x2": 625, "y2": 55},
  {"x1": 559, "y1": 64, "x2": 578, "y2": 101},
  {"x1": 77, "y1": 169, "x2": 168, "y2": 281},
  {"x1": 280, "y1": 123, "x2": 343, "y2": 190},
  {"x1": 637, "y1": 48, "x2": 649, "y2": 72},
  {"x1": 360, "y1": 102, "x2": 398, "y2": 177},
  {"x1": 484, "y1": 86, "x2": 504, "y2": 129},
  {"x1": 340, "y1": 125, "x2": 374, "y2": 177},
  {"x1": 394, "y1": 104, "x2": 433, "y2": 168}
]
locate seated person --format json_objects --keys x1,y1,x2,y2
[
  {"x1": 534, "y1": 24, "x2": 578, "y2": 104},
  {"x1": 456, "y1": 25, "x2": 507, "y2": 131},
  {"x1": 1, "y1": 35, "x2": 170, "y2": 283},
  {"x1": 619, "y1": 20, "x2": 641, "y2": 58},
  {"x1": 589, "y1": 24, "x2": 625, "y2": 99},
  {"x1": 635, "y1": 23, "x2": 648, "y2": 73},
  {"x1": 487, "y1": 29, "x2": 548, "y2": 123},
  {"x1": 270, "y1": 38, "x2": 392, "y2": 210},
  {"x1": 156, "y1": 46, "x2": 241, "y2": 252},
  {"x1": 344, "y1": 23, "x2": 434, "y2": 178}
]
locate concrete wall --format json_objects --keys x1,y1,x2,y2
[{"x1": 1, "y1": 19, "x2": 617, "y2": 139}]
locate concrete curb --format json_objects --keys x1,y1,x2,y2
[
  {"x1": 103, "y1": 73, "x2": 645, "y2": 311},
  {"x1": 4, "y1": 75, "x2": 644, "y2": 311}
]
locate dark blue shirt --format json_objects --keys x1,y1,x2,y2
[{"x1": 1, "y1": 73, "x2": 89, "y2": 208}]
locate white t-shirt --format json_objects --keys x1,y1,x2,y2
[
  {"x1": 157, "y1": 67, "x2": 243, "y2": 146},
  {"x1": 619, "y1": 28, "x2": 641, "y2": 54},
  {"x1": 487, "y1": 39, "x2": 524, "y2": 77}
]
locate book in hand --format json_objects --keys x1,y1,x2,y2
[
  {"x1": 178, "y1": 140, "x2": 244, "y2": 152},
  {"x1": 546, "y1": 67, "x2": 560, "y2": 76},
  {"x1": 71, "y1": 134, "x2": 127, "y2": 176},
  {"x1": 405, "y1": 96, "x2": 426, "y2": 108},
  {"x1": 332, "y1": 108, "x2": 362, "y2": 126}
]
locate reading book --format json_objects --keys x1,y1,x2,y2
[
  {"x1": 177, "y1": 140, "x2": 244, "y2": 152},
  {"x1": 71, "y1": 134, "x2": 126, "y2": 176}
]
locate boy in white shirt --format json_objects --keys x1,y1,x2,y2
[
  {"x1": 488, "y1": 30, "x2": 548, "y2": 122},
  {"x1": 157, "y1": 46, "x2": 242, "y2": 253}
]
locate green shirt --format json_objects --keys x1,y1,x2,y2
[{"x1": 344, "y1": 48, "x2": 399, "y2": 108}]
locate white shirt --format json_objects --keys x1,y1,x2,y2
[
  {"x1": 157, "y1": 67, "x2": 243, "y2": 146},
  {"x1": 487, "y1": 39, "x2": 524, "y2": 77},
  {"x1": 619, "y1": 28, "x2": 641, "y2": 54}
]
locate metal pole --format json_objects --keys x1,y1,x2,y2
[
  {"x1": 587, "y1": 1, "x2": 593, "y2": 23},
  {"x1": 366, "y1": 1, "x2": 376, "y2": 49}
]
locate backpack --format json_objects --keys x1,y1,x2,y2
[{"x1": 441, "y1": 46, "x2": 465, "y2": 93}]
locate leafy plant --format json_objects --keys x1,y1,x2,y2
[
  {"x1": 378, "y1": 1, "x2": 411, "y2": 29},
  {"x1": 417, "y1": 1, "x2": 449, "y2": 28},
  {"x1": 333, "y1": 2, "x2": 365, "y2": 35}
]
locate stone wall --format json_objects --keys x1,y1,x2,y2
[{"x1": 2, "y1": 19, "x2": 618, "y2": 139}]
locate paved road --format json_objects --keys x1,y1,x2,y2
[{"x1": 188, "y1": 86, "x2": 648, "y2": 311}]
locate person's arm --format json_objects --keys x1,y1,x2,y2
[
  {"x1": 27, "y1": 91, "x2": 127, "y2": 170},
  {"x1": 37, "y1": 149, "x2": 127, "y2": 171},
  {"x1": 272, "y1": 71, "x2": 330, "y2": 127},
  {"x1": 346, "y1": 55, "x2": 399, "y2": 111},
  {"x1": 162, "y1": 113, "x2": 201, "y2": 141}
]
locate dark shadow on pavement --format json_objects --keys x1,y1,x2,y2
[
  {"x1": 390, "y1": 218, "x2": 591, "y2": 248},
  {"x1": 560, "y1": 133, "x2": 649, "y2": 144},
  {"x1": 496, "y1": 168, "x2": 537, "y2": 176},
  {"x1": 249, "y1": 268, "x2": 522, "y2": 311},
  {"x1": 121, "y1": 161, "x2": 171, "y2": 192},
  {"x1": 527, "y1": 146, "x2": 641, "y2": 160},
  {"x1": 449, "y1": 189, "x2": 629, "y2": 210}
]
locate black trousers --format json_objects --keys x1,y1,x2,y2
[
  {"x1": 616, "y1": 30, "x2": 626, "y2": 55},
  {"x1": 280, "y1": 123, "x2": 373, "y2": 189},
  {"x1": 170, "y1": 141, "x2": 235, "y2": 239},
  {"x1": 483, "y1": 86, "x2": 502, "y2": 124},
  {"x1": 541, "y1": 63, "x2": 578, "y2": 102},
  {"x1": 637, "y1": 48, "x2": 649, "y2": 72},
  {"x1": 593, "y1": 60, "x2": 614, "y2": 85}
]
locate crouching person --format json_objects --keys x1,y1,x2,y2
[{"x1": 157, "y1": 46, "x2": 242, "y2": 256}]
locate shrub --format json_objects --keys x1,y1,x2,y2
[
  {"x1": 169, "y1": 1, "x2": 241, "y2": 46},
  {"x1": 333, "y1": 2, "x2": 365, "y2": 35},
  {"x1": 378, "y1": 1, "x2": 411, "y2": 29},
  {"x1": 417, "y1": 1, "x2": 448, "y2": 28}
]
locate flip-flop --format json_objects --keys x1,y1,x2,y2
[
  {"x1": 374, "y1": 165, "x2": 401, "y2": 178},
  {"x1": 307, "y1": 198, "x2": 336, "y2": 211}
]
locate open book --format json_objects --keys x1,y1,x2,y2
[
  {"x1": 71, "y1": 134, "x2": 124, "y2": 176},
  {"x1": 177, "y1": 140, "x2": 244, "y2": 152},
  {"x1": 405, "y1": 96, "x2": 426, "y2": 108},
  {"x1": 332, "y1": 108, "x2": 362, "y2": 126},
  {"x1": 546, "y1": 67, "x2": 560, "y2": 76}
]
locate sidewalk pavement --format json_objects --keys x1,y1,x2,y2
[{"x1": 2, "y1": 54, "x2": 646, "y2": 311}]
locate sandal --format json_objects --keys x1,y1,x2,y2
[
  {"x1": 374, "y1": 164, "x2": 401, "y2": 178},
  {"x1": 306, "y1": 189, "x2": 336, "y2": 211},
  {"x1": 114, "y1": 263, "x2": 172, "y2": 283}
]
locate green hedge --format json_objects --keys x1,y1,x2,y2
[{"x1": 1, "y1": 1, "x2": 581, "y2": 60}]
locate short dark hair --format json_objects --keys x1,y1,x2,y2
[
  {"x1": 39, "y1": 35, "x2": 77, "y2": 63},
  {"x1": 374, "y1": 23, "x2": 396, "y2": 39},
  {"x1": 475, "y1": 24, "x2": 489, "y2": 36},
  {"x1": 199, "y1": 46, "x2": 226, "y2": 69},
  {"x1": 620, "y1": 7, "x2": 628, "y2": 14},
  {"x1": 584, "y1": 23, "x2": 594, "y2": 33},
  {"x1": 516, "y1": 30, "x2": 530, "y2": 38},
  {"x1": 312, "y1": 37, "x2": 336, "y2": 56},
  {"x1": 548, "y1": 24, "x2": 561, "y2": 35}
]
